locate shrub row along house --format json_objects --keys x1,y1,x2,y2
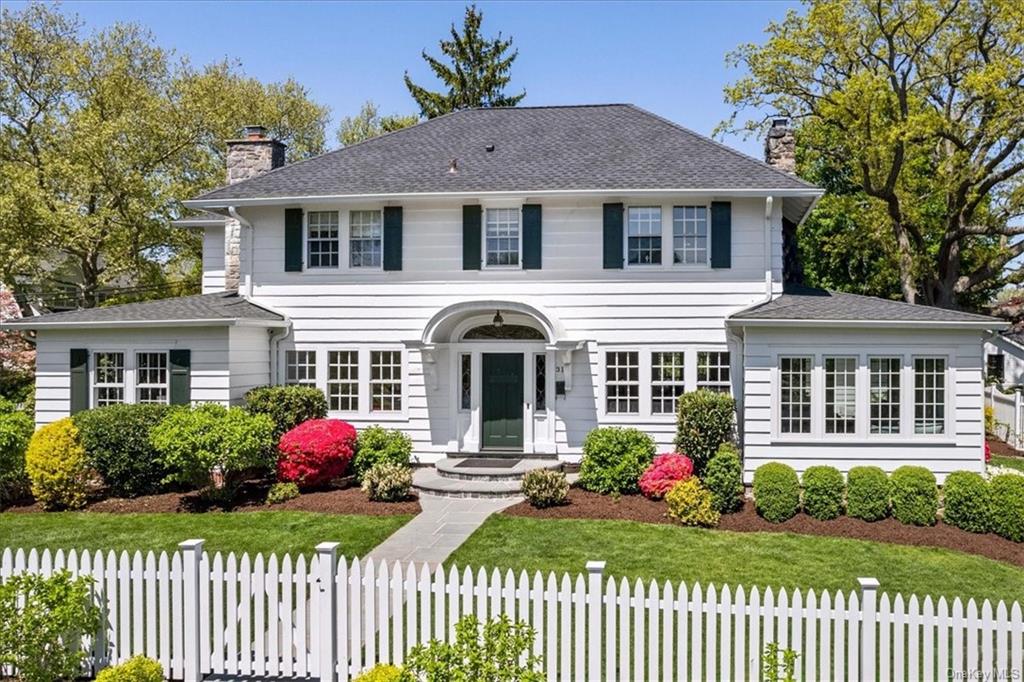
[{"x1": 9, "y1": 105, "x2": 1002, "y2": 482}]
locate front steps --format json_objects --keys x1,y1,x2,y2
[{"x1": 413, "y1": 456, "x2": 564, "y2": 499}]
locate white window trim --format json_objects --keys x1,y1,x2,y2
[
  {"x1": 134, "y1": 350, "x2": 170, "y2": 405},
  {"x1": 650, "y1": 350, "x2": 686, "y2": 415},
  {"x1": 602, "y1": 348, "x2": 642, "y2": 417},
  {"x1": 304, "y1": 210, "x2": 341, "y2": 270},
  {"x1": 696, "y1": 349, "x2": 733, "y2": 393},
  {"x1": 326, "y1": 348, "x2": 361, "y2": 414},
  {"x1": 284, "y1": 346, "x2": 408, "y2": 421},
  {"x1": 624, "y1": 205, "x2": 664, "y2": 269},
  {"x1": 348, "y1": 209, "x2": 384, "y2": 271},
  {"x1": 912, "y1": 354, "x2": 950, "y2": 436},
  {"x1": 369, "y1": 348, "x2": 405, "y2": 414},
  {"x1": 89, "y1": 347, "x2": 178, "y2": 408},
  {"x1": 284, "y1": 348, "x2": 318, "y2": 387},
  {"x1": 671, "y1": 204, "x2": 712, "y2": 268},
  {"x1": 621, "y1": 203, "x2": 714, "y2": 271},
  {"x1": 481, "y1": 206, "x2": 523, "y2": 270},
  {"x1": 868, "y1": 354, "x2": 903, "y2": 436}
]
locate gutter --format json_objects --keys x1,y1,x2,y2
[
  {"x1": 726, "y1": 318, "x2": 1006, "y2": 331},
  {"x1": 2, "y1": 318, "x2": 289, "y2": 330}
]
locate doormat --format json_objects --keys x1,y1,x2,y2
[{"x1": 455, "y1": 458, "x2": 520, "y2": 469}]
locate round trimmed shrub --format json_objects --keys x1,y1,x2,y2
[
  {"x1": 0, "y1": 397, "x2": 34, "y2": 505},
  {"x1": 988, "y1": 474, "x2": 1024, "y2": 542},
  {"x1": 578, "y1": 427, "x2": 655, "y2": 495},
  {"x1": 703, "y1": 443, "x2": 744, "y2": 513},
  {"x1": 25, "y1": 418, "x2": 89, "y2": 510},
  {"x1": 801, "y1": 465, "x2": 845, "y2": 520},
  {"x1": 665, "y1": 478, "x2": 720, "y2": 527},
  {"x1": 753, "y1": 462, "x2": 799, "y2": 523},
  {"x1": 890, "y1": 466, "x2": 938, "y2": 526},
  {"x1": 95, "y1": 655, "x2": 164, "y2": 682},
  {"x1": 941, "y1": 471, "x2": 990, "y2": 533},
  {"x1": 353, "y1": 425, "x2": 413, "y2": 481},
  {"x1": 521, "y1": 469, "x2": 569, "y2": 508},
  {"x1": 277, "y1": 419, "x2": 357, "y2": 487},
  {"x1": 638, "y1": 453, "x2": 693, "y2": 500},
  {"x1": 361, "y1": 462, "x2": 412, "y2": 502},
  {"x1": 244, "y1": 385, "x2": 327, "y2": 440},
  {"x1": 674, "y1": 389, "x2": 736, "y2": 473},
  {"x1": 846, "y1": 466, "x2": 890, "y2": 521},
  {"x1": 266, "y1": 481, "x2": 300, "y2": 505},
  {"x1": 73, "y1": 404, "x2": 173, "y2": 497}
]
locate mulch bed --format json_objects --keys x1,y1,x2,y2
[
  {"x1": 504, "y1": 489, "x2": 1024, "y2": 568},
  {"x1": 4, "y1": 480, "x2": 420, "y2": 516},
  {"x1": 987, "y1": 436, "x2": 1024, "y2": 459}
]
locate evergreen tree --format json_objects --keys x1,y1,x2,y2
[{"x1": 404, "y1": 4, "x2": 525, "y2": 119}]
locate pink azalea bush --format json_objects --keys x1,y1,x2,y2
[{"x1": 639, "y1": 453, "x2": 694, "y2": 499}]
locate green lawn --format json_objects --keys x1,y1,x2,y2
[
  {"x1": 446, "y1": 516, "x2": 1024, "y2": 604},
  {"x1": 992, "y1": 455, "x2": 1024, "y2": 472},
  {"x1": 0, "y1": 511, "x2": 412, "y2": 558}
]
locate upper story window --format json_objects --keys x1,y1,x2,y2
[
  {"x1": 307, "y1": 211, "x2": 340, "y2": 268},
  {"x1": 914, "y1": 357, "x2": 946, "y2": 434},
  {"x1": 350, "y1": 210, "x2": 383, "y2": 268},
  {"x1": 672, "y1": 206, "x2": 708, "y2": 265},
  {"x1": 136, "y1": 352, "x2": 169, "y2": 404},
  {"x1": 94, "y1": 351, "x2": 125, "y2": 406},
  {"x1": 286, "y1": 350, "x2": 317, "y2": 387},
  {"x1": 627, "y1": 207, "x2": 662, "y2": 265},
  {"x1": 485, "y1": 208, "x2": 520, "y2": 267}
]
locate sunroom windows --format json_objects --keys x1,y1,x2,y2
[{"x1": 602, "y1": 348, "x2": 731, "y2": 418}]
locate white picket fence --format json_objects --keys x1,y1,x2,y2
[
  {"x1": 2, "y1": 541, "x2": 1023, "y2": 681},
  {"x1": 988, "y1": 384, "x2": 1024, "y2": 448}
]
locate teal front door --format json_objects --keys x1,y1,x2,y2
[{"x1": 481, "y1": 353, "x2": 524, "y2": 449}]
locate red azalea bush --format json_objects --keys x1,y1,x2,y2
[
  {"x1": 639, "y1": 453, "x2": 694, "y2": 500},
  {"x1": 985, "y1": 441, "x2": 991, "y2": 463},
  {"x1": 277, "y1": 419, "x2": 357, "y2": 487}
]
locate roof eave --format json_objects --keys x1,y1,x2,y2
[
  {"x1": 3, "y1": 318, "x2": 288, "y2": 330},
  {"x1": 726, "y1": 317, "x2": 1005, "y2": 330}
]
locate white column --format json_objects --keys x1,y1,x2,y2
[
  {"x1": 316, "y1": 542, "x2": 340, "y2": 682},
  {"x1": 586, "y1": 561, "x2": 606, "y2": 681},
  {"x1": 858, "y1": 577, "x2": 880, "y2": 682},
  {"x1": 179, "y1": 539, "x2": 204, "y2": 682}
]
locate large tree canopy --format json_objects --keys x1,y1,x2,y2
[
  {"x1": 0, "y1": 3, "x2": 329, "y2": 307},
  {"x1": 723, "y1": 0, "x2": 1024, "y2": 309},
  {"x1": 404, "y1": 4, "x2": 525, "y2": 119},
  {"x1": 336, "y1": 100, "x2": 418, "y2": 147}
]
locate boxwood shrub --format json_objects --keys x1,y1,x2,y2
[
  {"x1": 674, "y1": 390, "x2": 735, "y2": 474},
  {"x1": 244, "y1": 385, "x2": 327, "y2": 440},
  {"x1": 353, "y1": 425, "x2": 413, "y2": 481},
  {"x1": 801, "y1": 465, "x2": 845, "y2": 520},
  {"x1": 988, "y1": 474, "x2": 1024, "y2": 542},
  {"x1": 703, "y1": 443, "x2": 744, "y2": 513},
  {"x1": 890, "y1": 466, "x2": 938, "y2": 526},
  {"x1": 752, "y1": 462, "x2": 800, "y2": 523},
  {"x1": 578, "y1": 427, "x2": 656, "y2": 495},
  {"x1": 941, "y1": 471, "x2": 990, "y2": 533},
  {"x1": 0, "y1": 397, "x2": 34, "y2": 505},
  {"x1": 73, "y1": 404, "x2": 173, "y2": 498},
  {"x1": 846, "y1": 466, "x2": 890, "y2": 521}
]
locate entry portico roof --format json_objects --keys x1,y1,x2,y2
[{"x1": 420, "y1": 299, "x2": 575, "y2": 345}]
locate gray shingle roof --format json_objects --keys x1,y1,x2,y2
[
  {"x1": 4, "y1": 291, "x2": 285, "y2": 328},
  {"x1": 192, "y1": 105, "x2": 818, "y2": 202},
  {"x1": 171, "y1": 210, "x2": 225, "y2": 227},
  {"x1": 730, "y1": 285, "x2": 1002, "y2": 325}
]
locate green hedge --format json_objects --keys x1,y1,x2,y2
[
  {"x1": 890, "y1": 466, "x2": 938, "y2": 526},
  {"x1": 753, "y1": 462, "x2": 800, "y2": 523},
  {"x1": 941, "y1": 471, "x2": 990, "y2": 533},
  {"x1": 578, "y1": 427, "x2": 655, "y2": 495},
  {"x1": 846, "y1": 466, "x2": 890, "y2": 521},
  {"x1": 801, "y1": 465, "x2": 844, "y2": 520},
  {"x1": 703, "y1": 443, "x2": 744, "y2": 513},
  {"x1": 988, "y1": 474, "x2": 1024, "y2": 542},
  {"x1": 674, "y1": 390, "x2": 735, "y2": 473},
  {"x1": 353, "y1": 426, "x2": 413, "y2": 481},
  {"x1": 244, "y1": 385, "x2": 327, "y2": 440},
  {"x1": 73, "y1": 404, "x2": 174, "y2": 497},
  {"x1": 0, "y1": 397, "x2": 34, "y2": 505}
]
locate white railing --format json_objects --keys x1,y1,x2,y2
[
  {"x1": 988, "y1": 384, "x2": 1023, "y2": 448},
  {"x1": 2, "y1": 541, "x2": 1023, "y2": 681}
]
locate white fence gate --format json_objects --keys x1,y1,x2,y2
[
  {"x1": 988, "y1": 385, "x2": 1024, "y2": 449},
  {"x1": 2, "y1": 540, "x2": 1023, "y2": 681}
]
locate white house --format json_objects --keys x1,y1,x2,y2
[
  {"x1": 984, "y1": 332, "x2": 1024, "y2": 387},
  {"x1": 7, "y1": 105, "x2": 1003, "y2": 483}
]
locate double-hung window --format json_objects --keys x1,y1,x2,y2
[
  {"x1": 869, "y1": 357, "x2": 901, "y2": 434},
  {"x1": 672, "y1": 206, "x2": 708, "y2": 264},
  {"x1": 651, "y1": 352, "x2": 685, "y2": 414},
  {"x1": 94, "y1": 352, "x2": 125, "y2": 406},
  {"x1": 697, "y1": 351, "x2": 731, "y2": 393},
  {"x1": 824, "y1": 357, "x2": 856, "y2": 434},
  {"x1": 605, "y1": 351, "x2": 639, "y2": 414},
  {"x1": 136, "y1": 352, "x2": 169, "y2": 404},
  {"x1": 327, "y1": 350, "x2": 359, "y2": 412},
  {"x1": 285, "y1": 350, "x2": 317, "y2": 387},
  {"x1": 779, "y1": 356, "x2": 812, "y2": 434},
  {"x1": 914, "y1": 357, "x2": 946, "y2": 434},
  {"x1": 350, "y1": 210, "x2": 383, "y2": 268},
  {"x1": 371, "y1": 350, "x2": 402, "y2": 412},
  {"x1": 307, "y1": 211, "x2": 339, "y2": 268},
  {"x1": 626, "y1": 207, "x2": 661, "y2": 265},
  {"x1": 484, "y1": 208, "x2": 520, "y2": 266}
]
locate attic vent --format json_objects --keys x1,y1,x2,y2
[
  {"x1": 448, "y1": 158, "x2": 458, "y2": 174},
  {"x1": 485, "y1": 144, "x2": 495, "y2": 152}
]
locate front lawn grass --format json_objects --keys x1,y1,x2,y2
[
  {"x1": 446, "y1": 516, "x2": 1024, "y2": 604},
  {"x1": 0, "y1": 511, "x2": 412, "y2": 558},
  {"x1": 991, "y1": 455, "x2": 1024, "y2": 472}
]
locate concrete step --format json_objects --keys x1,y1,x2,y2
[
  {"x1": 444, "y1": 450, "x2": 559, "y2": 460},
  {"x1": 434, "y1": 457, "x2": 563, "y2": 481},
  {"x1": 412, "y1": 468, "x2": 524, "y2": 499}
]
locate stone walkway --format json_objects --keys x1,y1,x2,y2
[{"x1": 366, "y1": 494, "x2": 520, "y2": 568}]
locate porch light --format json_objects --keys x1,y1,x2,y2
[{"x1": 492, "y1": 310, "x2": 504, "y2": 329}]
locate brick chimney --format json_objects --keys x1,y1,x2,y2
[
  {"x1": 223, "y1": 125, "x2": 286, "y2": 291},
  {"x1": 764, "y1": 117, "x2": 796, "y2": 174}
]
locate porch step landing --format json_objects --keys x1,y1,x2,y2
[{"x1": 413, "y1": 457, "x2": 564, "y2": 498}]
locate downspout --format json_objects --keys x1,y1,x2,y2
[
  {"x1": 268, "y1": 325, "x2": 290, "y2": 387},
  {"x1": 762, "y1": 195, "x2": 774, "y2": 303},
  {"x1": 227, "y1": 206, "x2": 254, "y2": 299}
]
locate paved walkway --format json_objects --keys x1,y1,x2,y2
[{"x1": 366, "y1": 494, "x2": 520, "y2": 568}]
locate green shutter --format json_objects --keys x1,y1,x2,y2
[
  {"x1": 284, "y1": 208, "x2": 303, "y2": 272},
  {"x1": 169, "y1": 349, "x2": 191, "y2": 406},
  {"x1": 603, "y1": 203, "x2": 624, "y2": 269},
  {"x1": 711, "y1": 201, "x2": 732, "y2": 269},
  {"x1": 69, "y1": 348, "x2": 88, "y2": 415},
  {"x1": 383, "y1": 206, "x2": 403, "y2": 271},
  {"x1": 522, "y1": 204, "x2": 542, "y2": 269},
  {"x1": 463, "y1": 205, "x2": 482, "y2": 270}
]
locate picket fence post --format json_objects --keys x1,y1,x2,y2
[
  {"x1": 858, "y1": 577, "x2": 880, "y2": 682},
  {"x1": 179, "y1": 539, "x2": 204, "y2": 682},
  {"x1": 586, "y1": 561, "x2": 605, "y2": 681},
  {"x1": 316, "y1": 542, "x2": 340, "y2": 682}
]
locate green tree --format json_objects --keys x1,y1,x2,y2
[
  {"x1": 404, "y1": 4, "x2": 525, "y2": 119},
  {"x1": 337, "y1": 100, "x2": 418, "y2": 146},
  {"x1": 0, "y1": 3, "x2": 328, "y2": 307},
  {"x1": 723, "y1": 0, "x2": 1024, "y2": 309}
]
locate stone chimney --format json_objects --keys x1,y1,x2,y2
[
  {"x1": 764, "y1": 117, "x2": 796, "y2": 174},
  {"x1": 223, "y1": 125, "x2": 286, "y2": 291}
]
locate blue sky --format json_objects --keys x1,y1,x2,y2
[{"x1": 17, "y1": 1, "x2": 801, "y2": 158}]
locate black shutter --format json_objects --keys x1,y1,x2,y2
[
  {"x1": 284, "y1": 208, "x2": 303, "y2": 272},
  {"x1": 383, "y1": 206, "x2": 403, "y2": 271},
  {"x1": 462, "y1": 205, "x2": 482, "y2": 270},
  {"x1": 603, "y1": 203, "x2": 624, "y2": 269},
  {"x1": 70, "y1": 348, "x2": 88, "y2": 415},
  {"x1": 711, "y1": 201, "x2": 732, "y2": 269},
  {"x1": 169, "y1": 349, "x2": 191, "y2": 406},
  {"x1": 522, "y1": 204, "x2": 542, "y2": 269}
]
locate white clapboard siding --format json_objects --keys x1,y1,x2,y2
[{"x1": 4, "y1": 544, "x2": 1023, "y2": 681}]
